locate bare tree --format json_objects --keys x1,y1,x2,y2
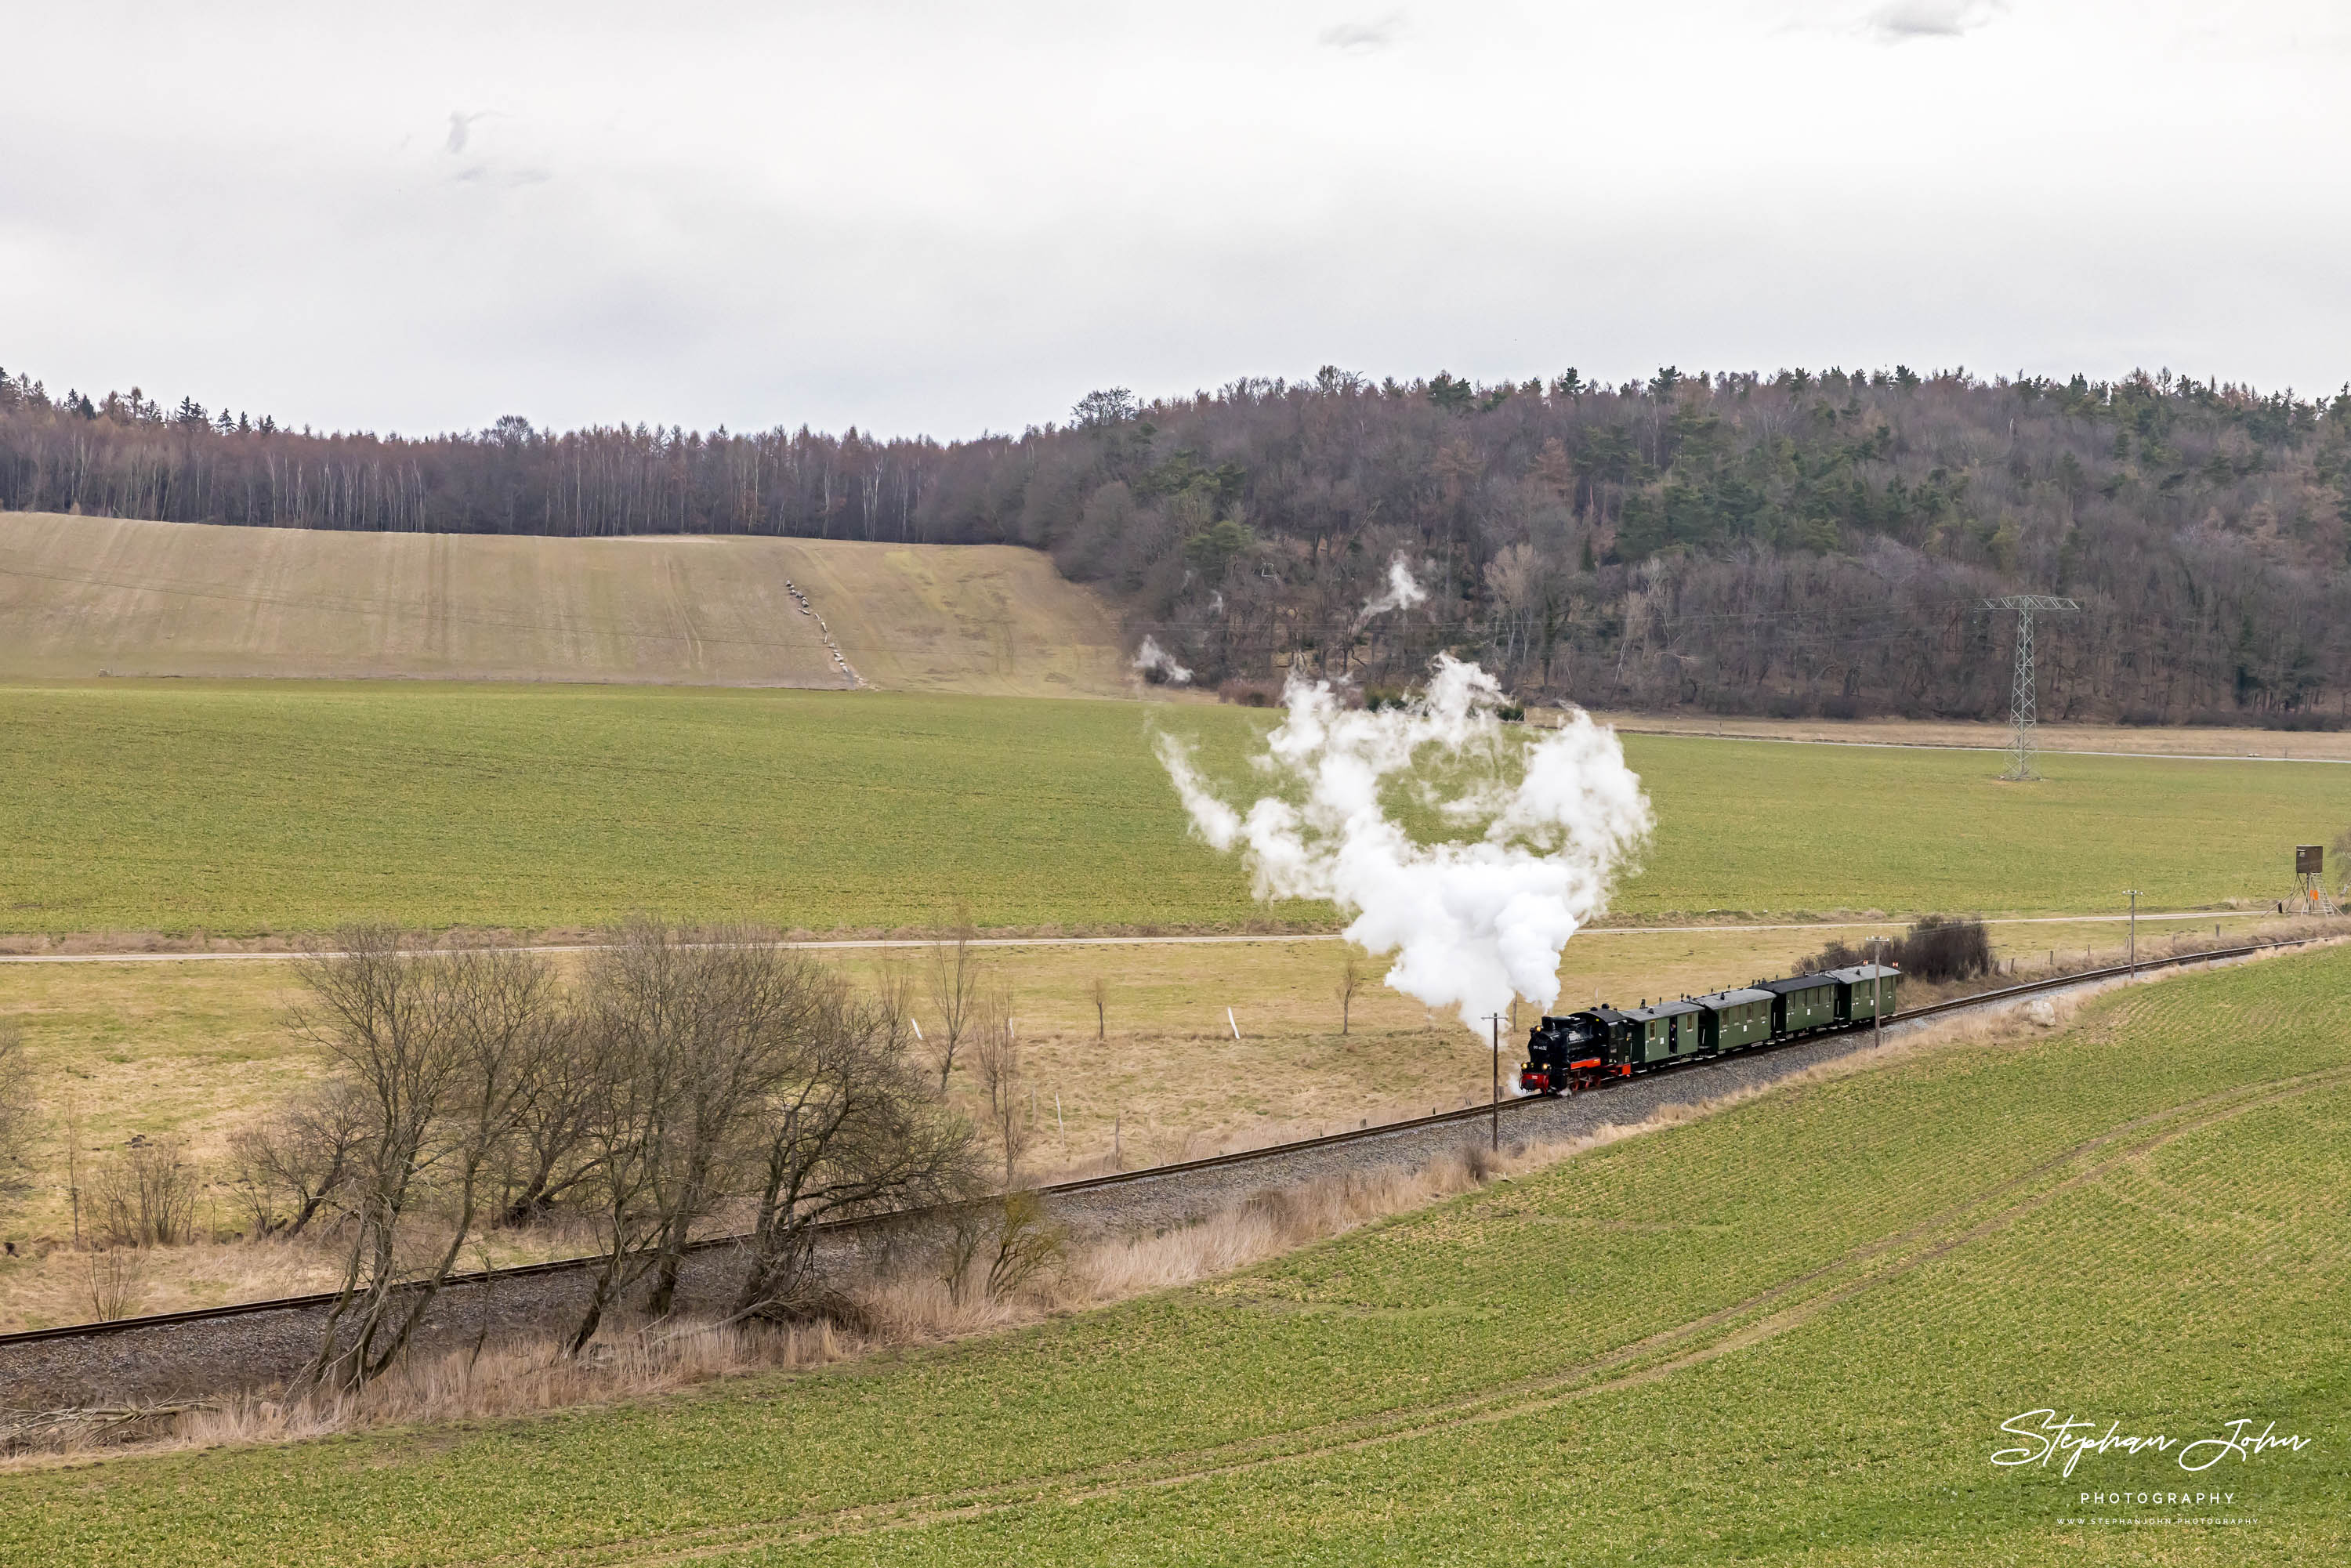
[
  {"x1": 734, "y1": 979, "x2": 976, "y2": 1321},
  {"x1": 227, "y1": 1079, "x2": 371, "y2": 1238},
  {"x1": 295, "y1": 929, "x2": 564, "y2": 1394},
  {"x1": 971, "y1": 985, "x2": 1030, "y2": 1186},
  {"x1": 1089, "y1": 976, "x2": 1108, "y2": 1040},
  {"x1": 924, "y1": 907, "x2": 985, "y2": 1091},
  {"x1": 565, "y1": 1001, "x2": 674, "y2": 1354},
  {"x1": 491, "y1": 999, "x2": 607, "y2": 1227},
  {"x1": 567, "y1": 922, "x2": 827, "y2": 1346},
  {"x1": 1337, "y1": 953, "x2": 1364, "y2": 1037}
]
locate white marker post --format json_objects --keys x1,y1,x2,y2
[{"x1": 1228, "y1": 1007, "x2": 1241, "y2": 1041}]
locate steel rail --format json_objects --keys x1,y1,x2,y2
[{"x1": 0, "y1": 934, "x2": 2309, "y2": 1351}]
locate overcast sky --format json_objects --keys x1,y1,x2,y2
[{"x1": 5, "y1": 2, "x2": 2346, "y2": 439}]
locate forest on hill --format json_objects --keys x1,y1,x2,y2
[{"x1": 4, "y1": 363, "x2": 2348, "y2": 723}]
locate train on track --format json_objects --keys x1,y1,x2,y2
[{"x1": 1519, "y1": 962, "x2": 1900, "y2": 1095}]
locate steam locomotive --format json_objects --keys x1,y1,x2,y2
[{"x1": 1518, "y1": 962, "x2": 1900, "y2": 1095}]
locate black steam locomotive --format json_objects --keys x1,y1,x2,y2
[{"x1": 1518, "y1": 963, "x2": 1900, "y2": 1095}]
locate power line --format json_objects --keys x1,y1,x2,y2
[{"x1": 1983, "y1": 596, "x2": 2079, "y2": 779}]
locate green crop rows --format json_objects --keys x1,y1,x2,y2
[
  {"x1": 0, "y1": 679, "x2": 2338, "y2": 935},
  {"x1": 6, "y1": 945, "x2": 2345, "y2": 1564}
]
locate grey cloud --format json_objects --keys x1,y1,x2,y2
[
  {"x1": 1866, "y1": 1, "x2": 2005, "y2": 42},
  {"x1": 1319, "y1": 13, "x2": 1404, "y2": 53}
]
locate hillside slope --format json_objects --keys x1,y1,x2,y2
[{"x1": 0, "y1": 512, "x2": 1128, "y2": 693}]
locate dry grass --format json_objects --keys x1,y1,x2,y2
[
  {"x1": 0, "y1": 929, "x2": 1865, "y2": 1256},
  {"x1": 3, "y1": 916, "x2": 2322, "y2": 1313}
]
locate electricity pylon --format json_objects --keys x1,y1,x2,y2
[{"x1": 1983, "y1": 596, "x2": 2079, "y2": 780}]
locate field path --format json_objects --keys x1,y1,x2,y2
[
  {"x1": 0, "y1": 907, "x2": 2279, "y2": 964},
  {"x1": 455, "y1": 1060, "x2": 2351, "y2": 1566}
]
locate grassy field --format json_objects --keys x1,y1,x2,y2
[
  {"x1": 0, "y1": 512, "x2": 1131, "y2": 694},
  {"x1": 0, "y1": 925, "x2": 1907, "y2": 1276},
  {"x1": 5, "y1": 943, "x2": 2343, "y2": 1563},
  {"x1": 1592, "y1": 708, "x2": 2351, "y2": 761},
  {"x1": 1, "y1": 680, "x2": 2342, "y2": 940}
]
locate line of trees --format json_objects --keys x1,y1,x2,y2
[
  {"x1": 226, "y1": 923, "x2": 977, "y2": 1393},
  {"x1": 5, "y1": 360, "x2": 2349, "y2": 721}
]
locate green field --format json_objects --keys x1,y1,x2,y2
[
  {"x1": 6, "y1": 943, "x2": 2343, "y2": 1563},
  {"x1": 0, "y1": 680, "x2": 2341, "y2": 936}
]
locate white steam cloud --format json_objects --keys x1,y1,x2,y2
[
  {"x1": 1132, "y1": 636, "x2": 1193, "y2": 685},
  {"x1": 1157, "y1": 656, "x2": 1652, "y2": 1034},
  {"x1": 1354, "y1": 555, "x2": 1428, "y2": 628}
]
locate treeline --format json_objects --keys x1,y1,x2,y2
[{"x1": 5, "y1": 361, "x2": 2349, "y2": 722}]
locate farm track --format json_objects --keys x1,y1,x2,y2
[
  {"x1": 481, "y1": 1052, "x2": 2351, "y2": 1566},
  {"x1": 0, "y1": 907, "x2": 2278, "y2": 963},
  {"x1": 0, "y1": 939, "x2": 2303, "y2": 1359}
]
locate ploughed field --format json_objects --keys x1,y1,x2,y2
[
  {"x1": 1, "y1": 681, "x2": 2336, "y2": 938},
  {"x1": 0, "y1": 512, "x2": 1131, "y2": 695},
  {"x1": 5, "y1": 942, "x2": 2343, "y2": 1563}
]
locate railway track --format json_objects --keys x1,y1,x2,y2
[{"x1": 0, "y1": 935, "x2": 2307, "y2": 1356}]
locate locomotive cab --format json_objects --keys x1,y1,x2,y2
[{"x1": 1520, "y1": 1007, "x2": 1635, "y2": 1095}]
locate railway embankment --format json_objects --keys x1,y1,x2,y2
[{"x1": 0, "y1": 937, "x2": 2317, "y2": 1410}]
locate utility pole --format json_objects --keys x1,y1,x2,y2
[
  {"x1": 2125, "y1": 889, "x2": 2141, "y2": 982},
  {"x1": 1485, "y1": 1012, "x2": 1505, "y2": 1151},
  {"x1": 1873, "y1": 937, "x2": 1885, "y2": 1048},
  {"x1": 1983, "y1": 596, "x2": 2080, "y2": 781}
]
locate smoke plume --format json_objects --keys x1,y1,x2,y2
[
  {"x1": 1157, "y1": 656, "x2": 1651, "y2": 1034},
  {"x1": 1131, "y1": 636, "x2": 1193, "y2": 685},
  {"x1": 1353, "y1": 555, "x2": 1428, "y2": 628}
]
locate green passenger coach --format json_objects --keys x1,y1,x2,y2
[
  {"x1": 1622, "y1": 998, "x2": 1704, "y2": 1063},
  {"x1": 1756, "y1": 973, "x2": 1839, "y2": 1035},
  {"x1": 1694, "y1": 987, "x2": 1775, "y2": 1051},
  {"x1": 1828, "y1": 964, "x2": 1900, "y2": 1023}
]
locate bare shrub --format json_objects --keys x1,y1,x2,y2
[
  {"x1": 1461, "y1": 1141, "x2": 1499, "y2": 1184},
  {"x1": 84, "y1": 1249, "x2": 147, "y2": 1321},
  {"x1": 732, "y1": 973, "x2": 975, "y2": 1324},
  {"x1": 1897, "y1": 915, "x2": 1994, "y2": 982},
  {"x1": 922, "y1": 907, "x2": 985, "y2": 1090},
  {"x1": 1805, "y1": 914, "x2": 1992, "y2": 984},
  {"x1": 1337, "y1": 953, "x2": 1364, "y2": 1036},
  {"x1": 89, "y1": 1140, "x2": 197, "y2": 1248},
  {"x1": 1218, "y1": 679, "x2": 1279, "y2": 707},
  {"x1": 938, "y1": 1204, "x2": 987, "y2": 1307},
  {"x1": 0, "y1": 1021, "x2": 34, "y2": 1219},
  {"x1": 971, "y1": 986, "x2": 1030, "y2": 1186},
  {"x1": 985, "y1": 1190, "x2": 1063, "y2": 1299},
  {"x1": 226, "y1": 1080, "x2": 369, "y2": 1238}
]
